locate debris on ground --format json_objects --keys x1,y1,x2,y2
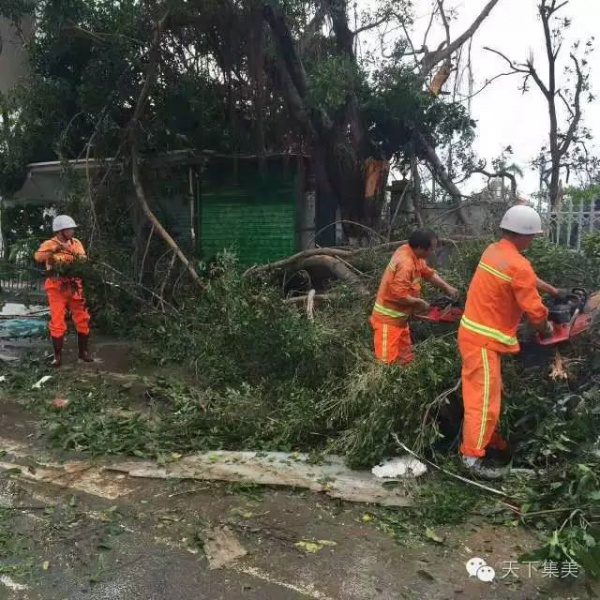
[
  {"x1": 371, "y1": 456, "x2": 428, "y2": 479},
  {"x1": 51, "y1": 397, "x2": 69, "y2": 410},
  {"x1": 0, "y1": 439, "x2": 412, "y2": 506},
  {"x1": 294, "y1": 540, "x2": 337, "y2": 554},
  {"x1": 549, "y1": 350, "x2": 569, "y2": 380},
  {"x1": 0, "y1": 435, "x2": 133, "y2": 500},
  {"x1": 0, "y1": 318, "x2": 48, "y2": 339},
  {"x1": 107, "y1": 450, "x2": 413, "y2": 507},
  {"x1": 203, "y1": 525, "x2": 247, "y2": 570},
  {"x1": 0, "y1": 303, "x2": 49, "y2": 340},
  {"x1": 0, "y1": 575, "x2": 29, "y2": 591},
  {"x1": 32, "y1": 376, "x2": 52, "y2": 390}
]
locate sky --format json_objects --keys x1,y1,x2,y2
[{"x1": 371, "y1": 0, "x2": 600, "y2": 198}]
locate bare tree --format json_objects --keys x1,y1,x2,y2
[
  {"x1": 399, "y1": 0, "x2": 502, "y2": 86},
  {"x1": 485, "y1": 0, "x2": 593, "y2": 209},
  {"x1": 396, "y1": 0, "x2": 503, "y2": 222}
]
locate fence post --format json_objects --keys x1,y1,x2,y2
[{"x1": 577, "y1": 199, "x2": 584, "y2": 251}]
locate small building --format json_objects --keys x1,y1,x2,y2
[{"x1": 3, "y1": 150, "x2": 317, "y2": 270}]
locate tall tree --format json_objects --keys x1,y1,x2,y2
[
  {"x1": 485, "y1": 0, "x2": 593, "y2": 209},
  {"x1": 0, "y1": 0, "x2": 503, "y2": 240}
]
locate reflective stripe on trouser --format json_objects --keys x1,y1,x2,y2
[
  {"x1": 371, "y1": 318, "x2": 414, "y2": 366},
  {"x1": 46, "y1": 280, "x2": 90, "y2": 338},
  {"x1": 458, "y1": 338, "x2": 502, "y2": 458}
]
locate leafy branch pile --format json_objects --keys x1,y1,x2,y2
[{"x1": 2, "y1": 237, "x2": 597, "y2": 575}]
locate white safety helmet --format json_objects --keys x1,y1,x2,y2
[
  {"x1": 499, "y1": 205, "x2": 543, "y2": 235},
  {"x1": 52, "y1": 215, "x2": 78, "y2": 233}
]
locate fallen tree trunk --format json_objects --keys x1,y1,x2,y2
[
  {"x1": 283, "y1": 293, "x2": 334, "y2": 304},
  {"x1": 245, "y1": 236, "x2": 477, "y2": 278},
  {"x1": 295, "y1": 255, "x2": 369, "y2": 295}
]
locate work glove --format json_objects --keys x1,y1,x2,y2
[{"x1": 555, "y1": 289, "x2": 570, "y2": 301}]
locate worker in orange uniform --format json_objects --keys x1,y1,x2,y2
[
  {"x1": 371, "y1": 229, "x2": 458, "y2": 365},
  {"x1": 34, "y1": 215, "x2": 93, "y2": 367},
  {"x1": 458, "y1": 205, "x2": 559, "y2": 479}
]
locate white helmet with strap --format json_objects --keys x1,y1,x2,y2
[
  {"x1": 52, "y1": 215, "x2": 78, "y2": 233},
  {"x1": 500, "y1": 205, "x2": 543, "y2": 235}
]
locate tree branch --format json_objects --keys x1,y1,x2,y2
[
  {"x1": 484, "y1": 46, "x2": 551, "y2": 97},
  {"x1": 299, "y1": 4, "x2": 327, "y2": 51},
  {"x1": 484, "y1": 47, "x2": 529, "y2": 74},
  {"x1": 244, "y1": 236, "x2": 474, "y2": 277},
  {"x1": 415, "y1": 131, "x2": 463, "y2": 201},
  {"x1": 262, "y1": 1, "x2": 332, "y2": 134},
  {"x1": 471, "y1": 167, "x2": 517, "y2": 198},
  {"x1": 126, "y1": 11, "x2": 204, "y2": 291},
  {"x1": 437, "y1": 0, "x2": 451, "y2": 48},
  {"x1": 558, "y1": 53, "x2": 584, "y2": 156},
  {"x1": 557, "y1": 90, "x2": 575, "y2": 118},
  {"x1": 422, "y1": 0, "x2": 438, "y2": 49},
  {"x1": 414, "y1": 131, "x2": 471, "y2": 226},
  {"x1": 353, "y1": 15, "x2": 390, "y2": 35},
  {"x1": 525, "y1": 58, "x2": 551, "y2": 98},
  {"x1": 420, "y1": 0, "x2": 502, "y2": 76},
  {"x1": 458, "y1": 70, "x2": 516, "y2": 101},
  {"x1": 540, "y1": 0, "x2": 557, "y2": 99}
]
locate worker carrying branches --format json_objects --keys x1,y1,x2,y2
[
  {"x1": 370, "y1": 229, "x2": 458, "y2": 366},
  {"x1": 34, "y1": 215, "x2": 93, "y2": 367},
  {"x1": 458, "y1": 205, "x2": 565, "y2": 480}
]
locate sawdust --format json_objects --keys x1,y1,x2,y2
[{"x1": 549, "y1": 350, "x2": 569, "y2": 380}]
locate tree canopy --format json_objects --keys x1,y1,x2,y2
[{"x1": 0, "y1": 0, "x2": 487, "y2": 230}]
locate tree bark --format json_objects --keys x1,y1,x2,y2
[
  {"x1": 296, "y1": 255, "x2": 369, "y2": 294},
  {"x1": 415, "y1": 131, "x2": 470, "y2": 225},
  {"x1": 244, "y1": 236, "x2": 474, "y2": 276},
  {"x1": 126, "y1": 11, "x2": 204, "y2": 291}
]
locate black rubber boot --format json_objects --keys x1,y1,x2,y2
[
  {"x1": 77, "y1": 333, "x2": 93, "y2": 363},
  {"x1": 486, "y1": 445, "x2": 513, "y2": 467},
  {"x1": 51, "y1": 336, "x2": 64, "y2": 367}
]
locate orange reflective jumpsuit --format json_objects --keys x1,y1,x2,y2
[
  {"x1": 371, "y1": 244, "x2": 436, "y2": 365},
  {"x1": 34, "y1": 237, "x2": 90, "y2": 338},
  {"x1": 458, "y1": 238, "x2": 548, "y2": 457}
]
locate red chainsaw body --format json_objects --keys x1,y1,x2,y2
[
  {"x1": 417, "y1": 304, "x2": 463, "y2": 324},
  {"x1": 416, "y1": 288, "x2": 600, "y2": 347},
  {"x1": 535, "y1": 288, "x2": 599, "y2": 345}
]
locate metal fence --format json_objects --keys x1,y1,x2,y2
[
  {"x1": 0, "y1": 238, "x2": 45, "y2": 295},
  {"x1": 545, "y1": 198, "x2": 600, "y2": 252}
]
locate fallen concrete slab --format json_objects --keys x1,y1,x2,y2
[
  {"x1": 106, "y1": 450, "x2": 413, "y2": 507},
  {"x1": 0, "y1": 435, "x2": 413, "y2": 506}
]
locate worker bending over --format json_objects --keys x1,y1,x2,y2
[
  {"x1": 371, "y1": 229, "x2": 458, "y2": 365},
  {"x1": 34, "y1": 215, "x2": 93, "y2": 367},
  {"x1": 458, "y1": 205, "x2": 560, "y2": 479}
]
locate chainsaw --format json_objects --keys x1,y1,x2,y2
[
  {"x1": 415, "y1": 288, "x2": 600, "y2": 346},
  {"x1": 535, "y1": 287, "x2": 599, "y2": 345},
  {"x1": 414, "y1": 296, "x2": 464, "y2": 324}
]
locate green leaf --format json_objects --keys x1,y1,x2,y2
[{"x1": 425, "y1": 527, "x2": 445, "y2": 544}]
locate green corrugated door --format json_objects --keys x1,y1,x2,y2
[{"x1": 200, "y1": 165, "x2": 297, "y2": 266}]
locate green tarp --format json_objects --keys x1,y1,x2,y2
[{"x1": 0, "y1": 318, "x2": 48, "y2": 339}]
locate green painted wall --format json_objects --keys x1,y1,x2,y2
[{"x1": 199, "y1": 161, "x2": 297, "y2": 266}]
